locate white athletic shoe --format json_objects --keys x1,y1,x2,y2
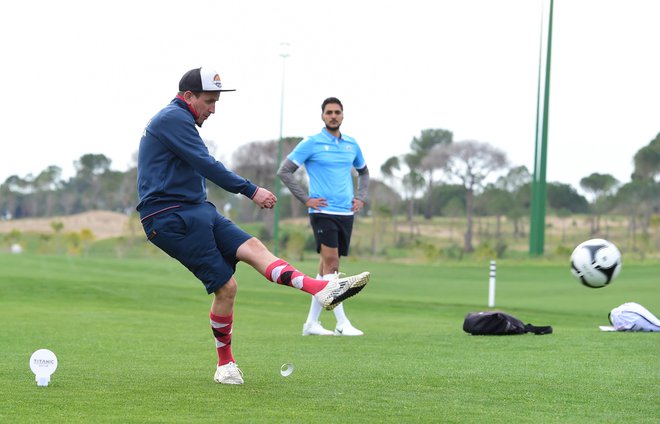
[
  {"x1": 334, "y1": 323, "x2": 364, "y2": 336},
  {"x1": 314, "y1": 272, "x2": 370, "y2": 311},
  {"x1": 214, "y1": 362, "x2": 244, "y2": 385},
  {"x1": 302, "y1": 320, "x2": 334, "y2": 336}
]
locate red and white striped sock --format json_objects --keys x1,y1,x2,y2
[
  {"x1": 210, "y1": 312, "x2": 234, "y2": 366},
  {"x1": 264, "y1": 259, "x2": 326, "y2": 295}
]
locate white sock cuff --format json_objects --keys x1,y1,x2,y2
[
  {"x1": 306, "y1": 295, "x2": 323, "y2": 323},
  {"x1": 333, "y1": 302, "x2": 349, "y2": 325},
  {"x1": 322, "y1": 272, "x2": 336, "y2": 281}
]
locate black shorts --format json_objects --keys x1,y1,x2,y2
[
  {"x1": 309, "y1": 213, "x2": 354, "y2": 257},
  {"x1": 141, "y1": 202, "x2": 252, "y2": 294}
]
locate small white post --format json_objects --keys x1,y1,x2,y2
[{"x1": 488, "y1": 260, "x2": 496, "y2": 308}]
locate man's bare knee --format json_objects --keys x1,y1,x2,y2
[
  {"x1": 236, "y1": 237, "x2": 277, "y2": 273},
  {"x1": 215, "y1": 279, "x2": 237, "y2": 300},
  {"x1": 319, "y1": 245, "x2": 340, "y2": 272}
]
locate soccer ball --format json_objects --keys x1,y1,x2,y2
[{"x1": 570, "y1": 238, "x2": 622, "y2": 288}]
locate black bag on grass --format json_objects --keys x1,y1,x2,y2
[{"x1": 463, "y1": 311, "x2": 553, "y2": 335}]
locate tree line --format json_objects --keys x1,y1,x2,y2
[{"x1": 1, "y1": 130, "x2": 658, "y2": 253}]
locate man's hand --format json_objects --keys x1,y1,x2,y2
[
  {"x1": 253, "y1": 187, "x2": 278, "y2": 209},
  {"x1": 352, "y1": 198, "x2": 364, "y2": 213},
  {"x1": 305, "y1": 197, "x2": 327, "y2": 211}
]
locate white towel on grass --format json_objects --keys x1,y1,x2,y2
[{"x1": 600, "y1": 302, "x2": 660, "y2": 332}]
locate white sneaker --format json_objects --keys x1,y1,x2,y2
[
  {"x1": 334, "y1": 323, "x2": 364, "y2": 336},
  {"x1": 302, "y1": 321, "x2": 334, "y2": 336},
  {"x1": 214, "y1": 362, "x2": 244, "y2": 385},
  {"x1": 314, "y1": 272, "x2": 370, "y2": 311}
]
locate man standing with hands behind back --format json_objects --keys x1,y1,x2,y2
[{"x1": 278, "y1": 97, "x2": 370, "y2": 336}]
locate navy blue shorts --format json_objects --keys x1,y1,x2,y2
[
  {"x1": 141, "y1": 202, "x2": 252, "y2": 294},
  {"x1": 309, "y1": 213, "x2": 354, "y2": 257}
]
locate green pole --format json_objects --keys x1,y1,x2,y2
[
  {"x1": 530, "y1": 0, "x2": 554, "y2": 257},
  {"x1": 273, "y1": 43, "x2": 290, "y2": 256}
]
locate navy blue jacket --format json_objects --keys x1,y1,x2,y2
[{"x1": 136, "y1": 97, "x2": 258, "y2": 218}]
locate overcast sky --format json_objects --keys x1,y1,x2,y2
[{"x1": 1, "y1": 0, "x2": 658, "y2": 194}]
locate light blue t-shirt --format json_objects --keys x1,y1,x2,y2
[{"x1": 287, "y1": 128, "x2": 366, "y2": 215}]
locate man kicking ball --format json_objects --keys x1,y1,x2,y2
[{"x1": 136, "y1": 67, "x2": 370, "y2": 384}]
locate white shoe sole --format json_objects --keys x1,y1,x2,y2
[
  {"x1": 334, "y1": 328, "x2": 364, "y2": 336},
  {"x1": 314, "y1": 272, "x2": 370, "y2": 311},
  {"x1": 302, "y1": 323, "x2": 334, "y2": 336},
  {"x1": 302, "y1": 330, "x2": 334, "y2": 336}
]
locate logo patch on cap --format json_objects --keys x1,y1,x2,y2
[
  {"x1": 213, "y1": 74, "x2": 223, "y2": 89},
  {"x1": 179, "y1": 67, "x2": 235, "y2": 92}
]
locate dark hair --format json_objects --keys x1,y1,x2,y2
[
  {"x1": 322, "y1": 97, "x2": 343, "y2": 112},
  {"x1": 177, "y1": 91, "x2": 204, "y2": 97}
]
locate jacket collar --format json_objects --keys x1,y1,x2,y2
[{"x1": 174, "y1": 95, "x2": 201, "y2": 126}]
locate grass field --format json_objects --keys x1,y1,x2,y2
[{"x1": 0, "y1": 253, "x2": 658, "y2": 423}]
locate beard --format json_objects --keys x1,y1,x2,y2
[{"x1": 326, "y1": 123, "x2": 341, "y2": 131}]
